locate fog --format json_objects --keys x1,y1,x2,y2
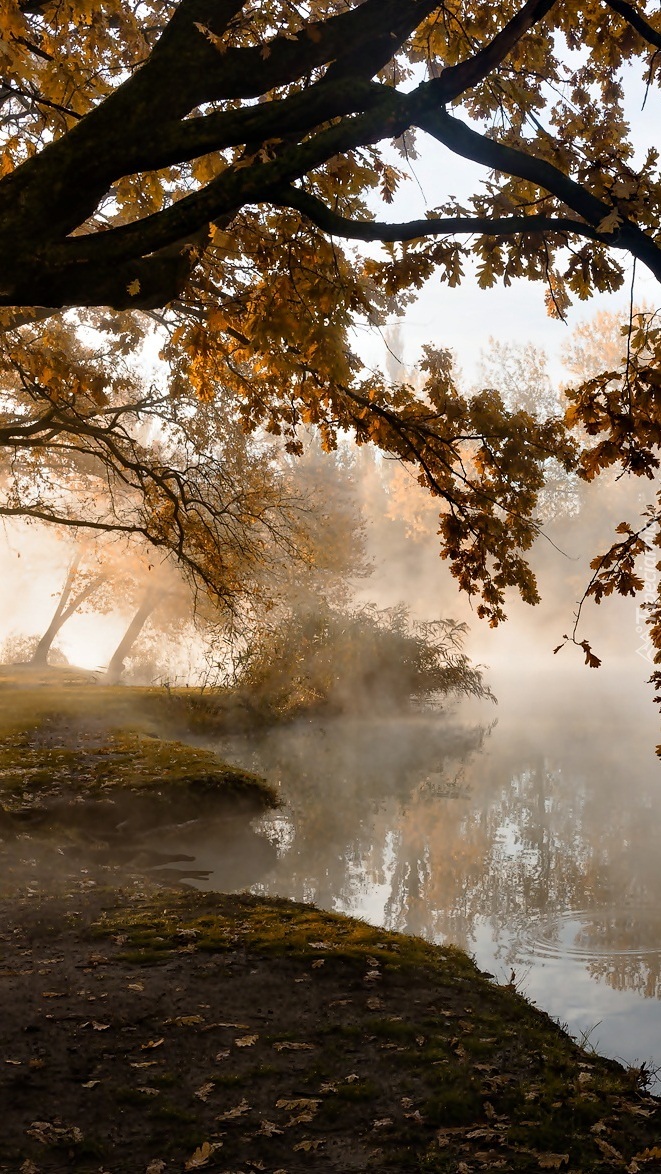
[
  {"x1": 184, "y1": 661, "x2": 660, "y2": 1084},
  {"x1": 2, "y1": 325, "x2": 661, "y2": 1085}
]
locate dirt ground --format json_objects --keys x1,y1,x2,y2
[
  {"x1": 1, "y1": 670, "x2": 661, "y2": 1173},
  {"x1": 1, "y1": 886, "x2": 661, "y2": 1174}
]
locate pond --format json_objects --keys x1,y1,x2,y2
[{"x1": 175, "y1": 665, "x2": 661, "y2": 1085}]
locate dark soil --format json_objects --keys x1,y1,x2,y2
[
  {"x1": 2, "y1": 670, "x2": 661, "y2": 1173},
  {"x1": 1, "y1": 887, "x2": 660, "y2": 1174}
]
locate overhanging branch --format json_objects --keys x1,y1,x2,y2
[
  {"x1": 413, "y1": 105, "x2": 661, "y2": 284},
  {"x1": 273, "y1": 183, "x2": 608, "y2": 246},
  {"x1": 604, "y1": 0, "x2": 661, "y2": 50}
]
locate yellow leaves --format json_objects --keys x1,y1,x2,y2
[
  {"x1": 259, "y1": 1119, "x2": 283, "y2": 1136},
  {"x1": 193, "y1": 22, "x2": 227, "y2": 53},
  {"x1": 276, "y1": 1097, "x2": 321, "y2": 1111},
  {"x1": 126, "y1": 279, "x2": 141, "y2": 297},
  {"x1": 544, "y1": 272, "x2": 572, "y2": 320},
  {"x1": 217, "y1": 1097, "x2": 251, "y2": 1120},
  {"x1": 234, "y1": 1033, "x2": 258, "y2": 1046},
  {"x1": 597, "y1": 207, "x2": 623, "y2": 234},
  {"x1": 192, "y1": 153, "x2": 225, "y2": 187},
  {"x1": 27, "y1": 1120, "x2": 84, "y2": 1146},
  {"x1": 293, "y1": 1139, "x2": 324, "y2": 1152},
  {"x1": 0, "y1": 142, "x2": 18, "y2": 178},
  {"x1": 594, "y1": 1138, "x2": 623, "y2": 1161},
  {"x1": 194, "y1": 1082, "x2": 214, "y2": 1102},
  {"x1": 184, "y1": 1141, "x2": 222, "y2": 1170},
  {"x1": 633, "y1": 1146, "x2": 661, "y2": 1166},
  {"x1": 610, "y1": 176, "x2": 637, "y2": 200},
  {"x1": 374, "y1": 160, "x2": 404, "y2": 205}
]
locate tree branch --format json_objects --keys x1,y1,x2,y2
[
  {"x1": 273, "y1": 183, "x2": 608, "y2": 245},
  {"x1": 413, "y1": 105, "x2": 661, "y2": 284},
  {"x1": 603, "y1": 0, "x2": 661, "y2": 50},
  {"x1": 430, "y1": 0, "x2": 559, "y2": 102}
]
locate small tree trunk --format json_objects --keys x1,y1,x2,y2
[
  {"x1": 105, "y1": 587, "x2": 160, "y2": 685},
  {"x1": 31, "y1": 553, "x2": 108, "y2": 666}
]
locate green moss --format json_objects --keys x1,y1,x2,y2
[
  {"x1": 211, "y1": 1072, "x2": 245, "y2": 1088},
  {"x1": 149, "y1": 1103, "x2": 198, "y2": 1125},
  {"x1": 0, "y1": 673, "x2": 276, "y2": 823},
  {"x1": 333, "y1": 1079, "x2": 378, "y2": 1102}
]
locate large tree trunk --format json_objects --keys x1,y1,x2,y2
[
  {"x1": 104, "y1": 587, "x2": 160, "y2": 685},
  {"x1": 31, "y1": 550, "x2": 107, "y2": 666}
]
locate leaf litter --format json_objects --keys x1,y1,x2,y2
[{"x1": 2, "y1": 888, "x2": 660, "y2": 1173}]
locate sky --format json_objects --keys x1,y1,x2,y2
[{"x1": 353, "y1": 56, "x2": 661, "y2": 383}]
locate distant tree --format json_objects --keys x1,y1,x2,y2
[
  {"x1": 234, "y1": 601, "x2": 493, "y2": 718},
  {"x1": 30, "y1": 545, "x2": 108, "y2": 667},
  {"x1": 105, "y1": 582, "x2": 163, "y2": 685},
  {"x1": 0, "y1": 315, "x2": 315, "y2": 612}
]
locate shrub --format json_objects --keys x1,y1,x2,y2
[{"x1": 234, "y1": 602, "x2": 493, "y2": 718}]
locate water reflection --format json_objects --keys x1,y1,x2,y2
[{"x1": 200, "y1": 667, "x2": 661, "y2": 1077}]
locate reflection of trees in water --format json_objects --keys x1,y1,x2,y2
[
  {"x1": 587, "y1": 952, "x2": 661, "y2": 999},
  {"x1": 220, "y1": 682, "x2": 661, "y2": 1000},
  {"x1": 221, "y1": 714, "x2": 487, "y2": 915}
]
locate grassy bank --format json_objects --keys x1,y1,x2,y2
[
  {"x1": 0, "y1": 666, "x2": 277, "y2": 837},
  {"x1": 1, "y1": 667, "x2": 660, "y2": 1172},
  {"x1": 1, "y1": 888, "x2": 660, "y2": 1172}
]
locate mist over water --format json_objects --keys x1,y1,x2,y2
[
  {"x1": 3, "y1": 320, "x2": 661, "y2": 1084},
  {"x1": 171, "y1": 658, "x2": 661, "y2": 1083}
]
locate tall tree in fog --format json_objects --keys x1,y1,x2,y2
[{"x1": 30, "y1": 546, "x2": 108, "y2": 667}]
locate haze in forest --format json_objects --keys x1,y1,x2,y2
[{"x1": 1, "y1": 302, "x2": 656, "y2": 721}]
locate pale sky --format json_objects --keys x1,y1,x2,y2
[{"x1": 354, "y1": 59, "x2": 661, "y2": 384}]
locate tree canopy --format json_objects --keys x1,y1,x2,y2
[{"x1": 2, "y1": 0, "x2": 661, "y2": 672}]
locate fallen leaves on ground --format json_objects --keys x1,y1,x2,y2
[
  {"x1": 276, "y1": 1098, "x2": 321, "y2": 1112},
  {"x1": 27, "y1": 1120, "x2": 83, "y2": 1145},
  {"x1": 194, "y1": 1082, "x2": 215, "y2": 1102},
  {"x1": 217, "y1": 1098, "x2": 251, "y2": 1121},
  {"x1": 183, "y1": 1140, "x2": 223, "y2": 1169}
]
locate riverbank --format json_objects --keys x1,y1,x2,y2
[
  {"x1": 1, "y1": 887, "x2": 660, "y2": 1172},
  {"x1": 1, "y1": 669, "x2": 661, "y2": 1171},
  {"x1": 0, "y1": 666, "x2": 277, "y2": 844}
]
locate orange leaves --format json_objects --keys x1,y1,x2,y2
[{"x1": 184, "y1": 1140, "x2": 223, "y2": 1169}]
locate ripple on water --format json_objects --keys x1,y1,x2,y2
[{"x1": 521, "y1": 907, "x2": 661, "y2": 962}]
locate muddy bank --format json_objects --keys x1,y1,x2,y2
[{"x1": 1, "y1": 888, "x2": 660, "y2": 1173}]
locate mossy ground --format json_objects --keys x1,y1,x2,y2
[
  {"x1": 1, "y1": 888, "x2": 660, "y2": 1173},
  {"x1": 1, "y1": 668, "x2": 661, "y2": 1172},
  {"x1": 0, "y1": 666, "x2": 276, "y2": 841}
]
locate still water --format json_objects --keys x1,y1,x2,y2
[{"x1": 184, "y1": 667, "x2": 661, "y2": 1081}]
